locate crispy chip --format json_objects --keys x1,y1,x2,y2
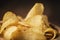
[
  {"x1": 0, "y1": 17, "x2": 18, "y2": 34},
  {"x1": 3, "y1": 11, "x2": 18, "y2": 23},
  {"x1": 44, "y1": 28, "x2": 57, "y2": 40},
  {"x1": 25, "y1": 3, "x2": 44, "y2": 21}
]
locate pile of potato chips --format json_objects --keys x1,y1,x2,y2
[{"x1": 0, "y1": 3, "x2": 57, "y2": 40}]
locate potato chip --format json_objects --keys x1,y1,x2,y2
[
  {"x1": 25, "y1": 3, "x2": 44, "y2": 21},
  {"x1": 4, "y1": 26, "x2": 23, "y2": 40},
  {"x1": 0, "y1": 18, "x2": 18, "y2": 34},
  {"x1": 44, "y1": 28, "x2": 57, "y2": 40},
  {"x1": 4, "y1": 26, "x2": 17, "y2": 40},
  {"x1": 3, "y1": 11, "x2": 18, "y2": 23}
]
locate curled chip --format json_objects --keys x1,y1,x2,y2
[
  {"x1": 3, "y1": 11, "x2": 18, "y2": 23},
  {"x1": 0, "y1": 18, "x2": 18, "y2": 34},
  {"x1": 25, "y1": 3, "x2": 44, "y2": 21},
  {"x1": 4, "y1": 26, "x2": 23, "y2": 40}
]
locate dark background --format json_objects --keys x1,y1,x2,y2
[{"x1": 0, "y1": 0, "x2": 60, "y2": 26}]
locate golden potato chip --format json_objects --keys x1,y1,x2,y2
[
  {"x1": 25, "y1": 3, "x2": 44, "y2": 21},
  {"x1": 0, "y1": 18, "x2": 18, "y2": 34},
  {"x1": 4, "y1": 26, "x2": 23, "y2": 40},
  {"x1": 44, "y1": 28, "x2": 57, "y2": 40},
  {"x1": 3, "y1": 11, "x2": 18, "y2": 23},
  {"x1": 4, "y1": 26, "x2": 17, "y2": 40}
]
